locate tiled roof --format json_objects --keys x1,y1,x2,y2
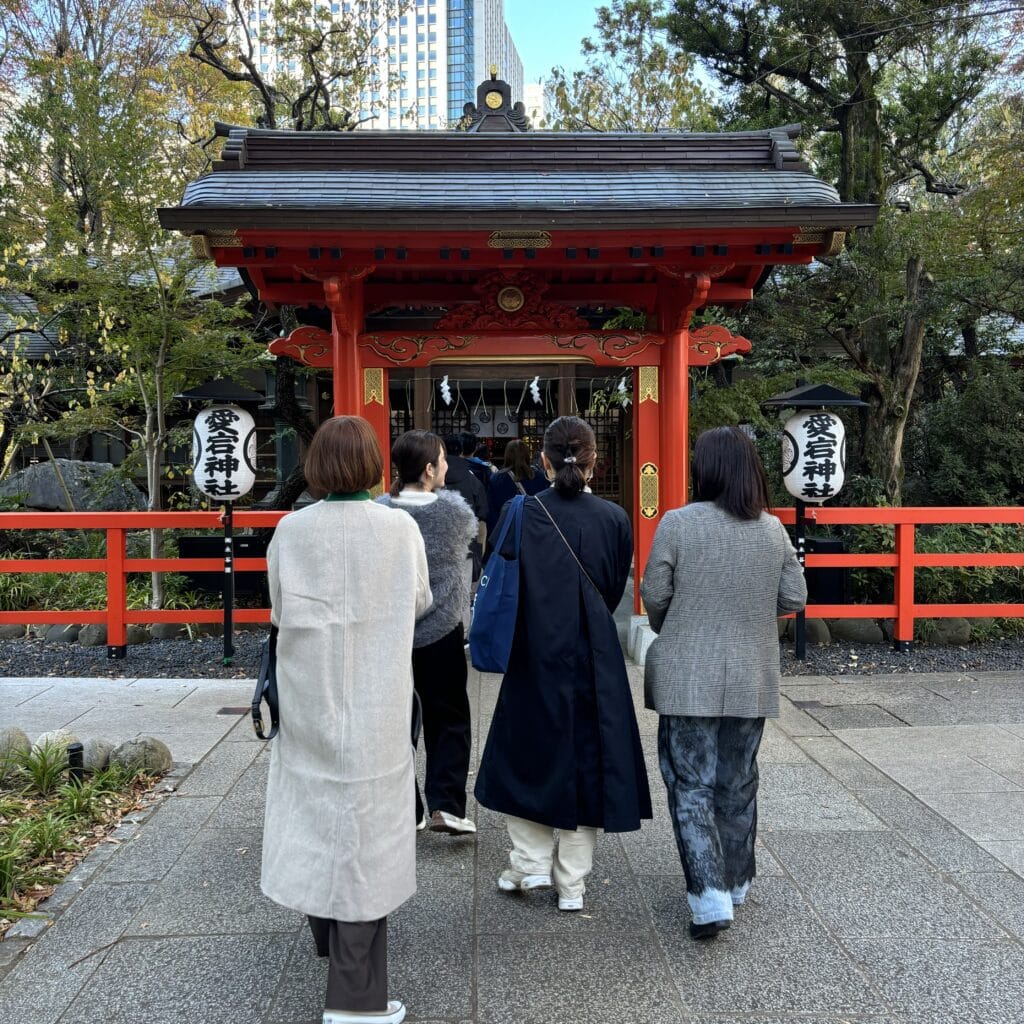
[
  {"x1": 160, "y1": 123, "x2": 878, "y2": 235},
  {"x1": 0, "y1": 292, "x2": 60, "y2": 360}
]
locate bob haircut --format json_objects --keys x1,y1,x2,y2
[
  {"x1": 501, "y1": 439, "x2": 535, "y2": 481},
  {"x1": 390, "y1": 429, "x2": 444, "y2": 497},
  {"x1": 543, "y1": 416, "x2": 596, "y2": 498},
  {"x1": 691, "y1": 426, "x2": 771, "y2": 521},
  {"x1": 304, "y1": 416, "x2": 384, "y2": 498}
]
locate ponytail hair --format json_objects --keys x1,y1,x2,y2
[
  {"x1": 390, "y1": 430, "x2": 443, "y2": 497},
  {"x1": 542, "y1": 416, "x2": 596, "y2": 498}
]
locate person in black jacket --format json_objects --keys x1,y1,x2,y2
[
  {"x1": 442, "y1": 434, "x2": 488, "y2": 580},
  {"x1": 475, "y1": 416, "x2": 652, "y2": 913}
]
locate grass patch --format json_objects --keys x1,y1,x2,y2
[{"x1": 0, "y1": 744, "x2": 163, "y2": 935}]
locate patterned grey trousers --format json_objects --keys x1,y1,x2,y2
[{"x1": 657, "y1": 715, "x2": 766, "y2": 924}]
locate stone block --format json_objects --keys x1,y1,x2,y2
[
  {"x1": 0, "y1": 623, "x2": 26, "y2": 639},
  {"x1": 828, "y1": 618, "x2": 885, "y2": 644},
  {"x1": 0, "y1": 458, "x2": 145, "y2": 512},
  {"x1": 111, "y1": 736, "x2": 173, "y2": 774},
  {"x1": 0, "y1": 724, "x2": 30, "y2": 763},
  {"x1": 777, "y1": 617, "x2": 792, "y2": 639},
  {"x1": 81, "y1": 737, "x2": 114, "y2": 771},
  {"x1": 195, "y1": 621, "x2": 225, "y2": 637},
  {"x1": 32, "y1": 727, "x2": 80, "y2": 753},
  {"x1": 925, "y1": 617, "x2": 971, "y2": 645},
  {"x1": 805, "y1": 617, "x2": 831, "y2": 645},
  {"x1": 126, "y1": 624, "x2": 150, "y2": 645},
  {"x1": 45, "y1": 624, "x2": 81, "y2": 643},
  {"x1": 150, "y1": 622, "x2": 187, "y2": 640},
  {"x1": 77, "y1": 623, "x2": 107, "y2": 646}
]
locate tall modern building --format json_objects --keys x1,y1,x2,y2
[{"x1": 233, "y1": 0, "x2": 522, "y2": 130}]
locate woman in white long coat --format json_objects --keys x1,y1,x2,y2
[{"x1": 262, "y1": 416, "x2": 431, "y2": 1024}]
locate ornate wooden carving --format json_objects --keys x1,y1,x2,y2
[
  {"x1": 637, "y1": 366, "x2": 659, "y2": 403},
  {"x1": 639, "y1": 462, "x2": 660, "y2": 519},
  {"x1": 363, "y1": 368, "x2": 385, "y2": 405},
  {"x1": 268, "y1": 325, "x2": 333, "y2": 367},
  {"x1": 435, "y1": 271, "x2": 589, "y2": 332},
  {"x1": 360, "y1": 334, "x2": 477, "y2": 365},
  {"x1": 688, "y1": 324, "x2": 753, "y2": 366}
]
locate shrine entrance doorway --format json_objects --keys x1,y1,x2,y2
[{"x1": 387, "y1": 365, "x2": 630, "y2": 508}]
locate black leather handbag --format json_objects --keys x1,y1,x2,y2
[
  {"x1": 251, "y1": 625, "x2": 279, "y2": 740},
  {"x1": 251, "y1": 626, "x2": 421, "y2": 747}
]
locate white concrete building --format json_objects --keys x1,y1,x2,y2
[
  {"x1": 523, "y1": 81, "x2": 546, "y2": 128},
  {"x1": 231, "y1": 0, "x2": 522, "y2": 130}
]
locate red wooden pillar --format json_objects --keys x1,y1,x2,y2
[
  {"x1": 324, "y1": 270, "x2": 369, "y2": 417},
  {"x1": 657, "y1": 272, "x2": 710, "y2": 513},
  {"x1": 359, "y1": 366, "x2": 391, "y2": 490},
  {"x1": 633, "y1": 365, "x2": 661, "y2": 612}
]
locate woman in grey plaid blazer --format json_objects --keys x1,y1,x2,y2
[{"x1": 640, "y1": 427, "x2": 806, "y2": 940}]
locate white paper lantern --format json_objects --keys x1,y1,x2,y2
[
  {"x1": 192, "y1": 405, "x2": 257, "y2": 501},
  {"x1": 781, "y1": 411, "x2": 845, "y2": 504}
]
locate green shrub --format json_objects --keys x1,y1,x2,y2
[{"x1": 11, "y1": 743, "x2": 70, "y2": 797}]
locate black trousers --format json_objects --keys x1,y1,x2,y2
[
  {"x1": 658, "y1": 715, "x2": 765, "y2": 924},
  {"x1": 308, "y1": 915, "x2": 388, "y2": 1012},
  {"x1": 412, "y1": 622, "x2": 471, "y2": 820}
]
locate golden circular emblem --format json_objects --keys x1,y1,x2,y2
[
  {"x1": 484, "y1": 90, "x2": 504, "y2": 110},
  {"x1": 496, "y1": 286, "x2": 525, "y2": 312}
]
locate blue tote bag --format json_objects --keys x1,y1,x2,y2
[{"x1": 468, "y1": 494, "x2": 525, "y2": 673}]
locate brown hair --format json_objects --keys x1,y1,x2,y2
[
  {"x1": 390, "y1": 429, "x2": 443, "y2": 497},
  {"x1": 501, "y1": 439, "x2": 535, "y2": 481},
  {"x1": 543, "y1": 416, "x2": 596, "y2": 498},
  {"x1": 304, "y1": 416, "x2": 384, "y2": 498},
  {"x1": 691, "y1": 426, "x2": 771, "y2": 520}
]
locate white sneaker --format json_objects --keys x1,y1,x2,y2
[
  {"x1": 323, "y1": 1001, "x2": 406, "y2": 1024},
  {"x1": 429, "y1": 810, "x2": 477, "y2": 835},
  {"x1": 498, "y1": 868, "x2": 553, "y2": 892},
  {"x1": 557, "y1": 893, "x2": 584, "y2": 912},
  {"x1": 416, "y1": 814, "x2": 427, "y2": 832}
]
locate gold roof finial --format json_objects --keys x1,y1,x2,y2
[{"x1": 489, "y1": 64, "x2": 498, "y2": 80}]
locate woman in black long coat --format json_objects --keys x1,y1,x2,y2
[{"x1": 475, "y1": 416, "x2": 651, "y2": 912}]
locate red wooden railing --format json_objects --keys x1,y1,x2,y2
[{"x1": 0, "y1": 507, "x2": 1021, "y2": 654}]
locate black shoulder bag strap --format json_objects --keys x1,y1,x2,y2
[{"x1": 251, "y1": 624, "x2": 279, "y2": 740}]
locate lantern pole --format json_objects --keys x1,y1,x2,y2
[
  {"x1": 223, "y1": 502, "x2": 235, "y2": 666},
  {"x1": 794, "y1": 497, "x2": 807, "y2": 660}
]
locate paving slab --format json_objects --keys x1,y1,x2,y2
[
  {"x1": 953, "y1": 870, "x2": 1024, "y2": 939},
  {"x1": 978, "y1": 839, "x2": 1024, "y2": 875},
  {"x1": 3, "y1": 668, "x2": 1023, "y2": 1024},
  {"x1": 123, "y1": 827, "x2": 299, "y2": 937},
  {"x1": 0, "y1": 883, "x2": 152, "y2": 1024},
  {"x1": 646, "y1": 876, "x2": 884, "y2": 1016},
  {"x1": 477, "y1": 931, "x2": 682, "y2": 1024},
  {"x1": 919, "y1": 790, "x2": 1024, "y2": 842},
  {"x1": 56, "y1": 933, "x2": 296, "y2": 1024},
  {"x1": 97, "y1": 794, "x2": 222, "y2": 883},
  {"x1": 759, "y1": 764, "x2": 886, "y2": 832},
  {"x1": 842, "y1": 937, "x2": 1024, "y2": 1020},
  {"x1": 793, "y1": 735, "x2": 895, "y2": 791}
]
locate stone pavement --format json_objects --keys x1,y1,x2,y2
[{"x1": 2, "y1": 664, "x2": 1024, "y2": 1024}]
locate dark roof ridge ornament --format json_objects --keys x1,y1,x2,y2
[{"x1": 462, "y1": 71, "x2": 530, "y2": 133}]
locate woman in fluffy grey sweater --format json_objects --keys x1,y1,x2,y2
[{"x1": 377, "y1": 430, "x2": 478, "y2": 835}]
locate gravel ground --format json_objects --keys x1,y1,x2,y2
[{"x1": 0, "y1": 630, "x2": 1021, "y2": 679}]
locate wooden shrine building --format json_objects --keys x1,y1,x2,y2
[{"x1": 159, "y1": 74, "x2": 878, "y2": 608}]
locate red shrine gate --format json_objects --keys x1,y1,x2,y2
[{"x1": 160, "y1": 75, "x2": 877, "y2": 609}]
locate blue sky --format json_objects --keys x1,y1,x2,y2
[{"x1": 504, "y1": 1, "x2": 601, "y2": 83}]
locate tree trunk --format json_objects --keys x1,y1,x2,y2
[
  {"x1": 265, "y1": 357, "x2": 316, "y2": 510},
  {"x1": 144, "y1": 428, "x2": 165, "y2": 610},
  {"x1": 862, "y1": 257, "x2": 928, "y2": 504},
  {"x1": 836, "y1": 49, "x2": 884, "y2": 204}
]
